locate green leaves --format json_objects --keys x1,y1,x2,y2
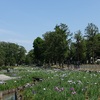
[
  {"x1": 33, "y1": 37, "x2": 45, "y2": 65},
  {"x1": 85, "y1": 23, "x2": 100, "y2": 63},
  {"x1": 33, "y1": 23, "x2": 70, "y2": 67},
  {"x1": 0, "y1": 42, "x2": 26, "y2": 67}
]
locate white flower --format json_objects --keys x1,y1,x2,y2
[
  {"x1": 62, "y1": 74, "x2": 66, "y2": 77},
  {"x1": 93, "y1": 74, "x2": 97, "y2": 77},
  {"x1": 72, "y1": 82, "x2": 76, "y2": 84},
  {"x1": 43, "y1": 88, "x2": 46, "y2": 90},
  {"x1": 86, "y1": 71, "x2": 89, "y2": 73},
  {"x1": 68, "y1": 80, "x2": 73, "y2": 84},
  {"x1": 61, "y1": 78, "x2": 64, "y2": 81},
  {"x1": 77, "y1": 80, "x2": 82, "y2": 84},
  {"x1": 68, "y1": 80, "x2": 73, "y2": 83},
  {"x1": 94, "y1": 83, "x2": 97, "y2": 85},
  {"x1": 14, "y1": 81, "x2": 16, "y2": 83}
]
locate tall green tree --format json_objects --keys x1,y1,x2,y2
[
  {"x1": 93, "y1": 33, "x2": 100, "y2": 58},
  {"x1": 0, "y1": 42, "x2": 6, "y2": 66},
  {"x1": 0, "y1": 42, "x2": 26, "y2": 66},
  {"x1": 43, "y1": 23, "x2": 70, "y2": 67},
  {"x1": 33, "y1": 37, "x2": 44, "y2": 65},
  {"x1": 54, "y1": 23, "x2": 70, "y2": 67},
  {"x1": 69, "y1": 42, "x2": 76, "y2": 63},
  {"x1": 17, "y1": 46, "x2": 26, "y2": 65},
  {"x1": 43, "y1": 31, "x2": 55, "y2": 65},
  {"x1": 85, "y1": 23, "x2": 99, "y2": 63},
  {"x1": 5, "y1": 42, "x2": 18, "y2": 66},
  {"x1": 74, "y1": 30, "x2": 86, "y2": 63},
  {"x1": 25, "y1": 49, "x2": 35, "y2": 65}
]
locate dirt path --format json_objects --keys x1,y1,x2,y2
[{"x1": 0, "y1": 74, "x2": 15, "y2": 81}]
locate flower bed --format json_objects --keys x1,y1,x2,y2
[{"x1": 0, "y1": 67, "x2": 100, "y2": 100}]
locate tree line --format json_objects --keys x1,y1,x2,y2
[
  {"x1": 0, "y1": 23, "x2": 100, "y2": 68},
  {"x1": 33, "y1": 23, "x2": 100, "y2": 67},
  {"x1": 0, "y1": 42, "x2": 26, "y2": 66}
]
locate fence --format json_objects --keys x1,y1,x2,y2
[
  {"x1": 80, "y1": 64, "x2": 100, "y2": 71},
  {"x1": 63, "y1": 64, "x2": 100, "y2": 71}
]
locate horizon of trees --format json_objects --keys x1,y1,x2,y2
[
  {"x1": 0, "y1": 23, "x2": 100, "y2": 67},
  {"x1": 33, "y1": 23, "x2": 100, "y2": 67},
  {"x1": 0, "y1": 42, "x2": 26, "y2": 66}
]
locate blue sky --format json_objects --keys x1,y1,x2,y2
[{"x1": 0, "y1": 0, "x2": 100, "y2": 52}]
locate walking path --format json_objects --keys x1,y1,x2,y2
[{"x1": 0, "y1": 74, "x2": 16, "y2": 81}]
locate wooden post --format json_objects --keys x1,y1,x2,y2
[{"x1": 15, "y1": 91, "x2": 17, "y2": 100}]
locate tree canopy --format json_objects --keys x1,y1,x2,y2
[
  {"x1": 0, "y1": 42, "x2": 26, "y2": 66},
  {"x1": 0, "y1": 23, "x2": 100, "y2": 68},
  {"x1": 32, "y1": 23, "x2": 100, "y2": 66}
]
